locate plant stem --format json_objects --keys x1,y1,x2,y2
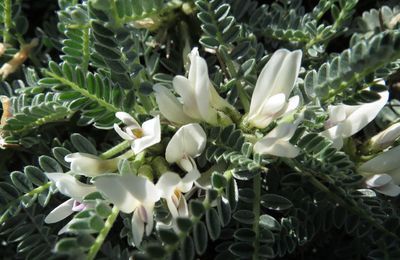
[
  {"x1": 252, "y1": 172, "x2": 261, "y2": 260},
  {"x1": 86, "y1": 205, "x2": 119, "y2": 260},
  {"x1": 3, "y1": 0, "x2": 12, "y2": 44},
  {"x1": 99, "y1": 140, "x2": 130, "y2": 159},
  {"x1": 0, "y1": 181, "x2": 52, "y2": 225},
  {"x1": 81, "y1": 26, "x2": 90, "y2": 73}
]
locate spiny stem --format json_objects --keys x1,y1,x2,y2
[{"x1": 86, "y1": 205, "x2": 119, "y2": 260}]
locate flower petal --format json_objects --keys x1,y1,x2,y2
[
  {"x1": 192, "y1": 56, "x2": 211, "y2": 121},
  {"x1": 153, "y1": 84, "x2": 194, "y2": 124},
  {"x1": 264, "y1": 123, "x2": 297, "y2": 140},
  {"x1": 341, "y1": 91, "x2": 389, "y2": 137},
  {"x1": 259, "y1": 93, "x2": 287, "y2": 116},
  {"x1": 166, "y1": 197, "x2": 179, "y2": 218},
  {"x1": 132, "y1": 116, "x2": 161, "y2": 154},
  {"x1": 65, "y1": 153, "x2": 119, "y2": 177},
  {"x1": 178, "y1": 167, "x2": 200, "y2": 193},
  {"x1": 143, "y1": 205, "x2": 155, "y2": 236},
  {"x1": 165, "y1": 123, "x2": 207, "y2": 163},
  {"x1": 358, "y1": 145, "x2": 400, "y2": 174},
  {"x1": 44, "y1": 199, "x2": 74, "y2": 224},
  {"x1": 115, "y1": 112, "x2": 140, "y2": 128},
  {"x1": 249, "y1": 49, "x2": 290, "y2": 116},
  {"x1": 94, "y1": 174, "x2": 140, "y2": 213},
  {"x1": 132, "y1": 210, "x2": 145, "y2": 247},
  {"x1": 156, "y1": 172, "x2": 181, "y2": 198},
  {"x1": 177, "y1": 196, "x2": 189, "y2": 217},
  {"x1": 375, "y1": 182, "x2": 400, "y2": 197},
  {"x1": 366, "y1": 174, "x2": 392, "y2": 188},
  {"x1": 114, "y1": 123, "x2": 134, "y2": 141},
  {"x1": 254, "y1": 139, "x2": 300, "y2": 158},
  {"x1": 270, "y1": 50, "x2": 302, "y2": 97},
  {"x1": 281, "y1": 95, "x2": 300, "y2": 116},
  {"x1": 45, "y1": 173, "x2": 96, "y2": 201},
  {"x1": 173, "y1": 76, "x2": 201, "y2": 120}
]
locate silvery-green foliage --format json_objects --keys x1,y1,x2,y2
[{"x1": 1, "y1": 0, "x2": 400, "y2": 259}]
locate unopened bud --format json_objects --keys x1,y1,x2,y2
[
  {"x1": 152, "y1": 156, "x2": 169, "y2": 178},
  {"x1": 138, "y1": 165, "x2": 154, "y2": 181}
]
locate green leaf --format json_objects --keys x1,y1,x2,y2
[
  {"x1": 233, "y1": 210, "x2": 255, "y2": 224},
  {"x1": 10, "y1": 171, "x2": 32, "y2": 193},
  {"x1": 190, "y1": 200, "x2": 205, "y2": 218},
  {"x1": 193, "y1": 222, "x2": 208, "y2": 255},
  {"x1": 55, "y1": 238, "x2": 79, "y2": 252},
  {"x1": 259, "y1": 214, "x2": 281, "y2": 231},
  {"x1": 176, "y1": 217, "x2": 193, "y2": 233},
  {"x1": 180, "y1": 236, "x2": 195, "y2": 260},
  {"x1": 95, "y1": 201, "x2": 112, "y2": 217},
  {"x1": 260, "y1": 194, "x2": 293, "y2": 211},
  {"x1": 70, "y1": 133, "x2": 97, "y2": 154},
  {"x1": 206, "y1": 208, "x2": 221, "y2": 240},
  {"x1": 229, "y1": 242, "x2": 254, "y2": 258},
  {"x1": 39, "y1": 156, "x2": 63, "y2": 173},
  {"x1": 234, "y1": 228, "x2": 256, "y2": 242},
  {"x1": 24, "y1": 166, "x2": 47, "y2": 186},
  {"x1": 158, "y1": 229, "x2": 179, "y2": 245}
]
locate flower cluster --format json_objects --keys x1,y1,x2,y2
[{"x1": 44, "y1": 47, "x2": 396, "y2": 250}]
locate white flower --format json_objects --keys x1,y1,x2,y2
[
  {"x1": 369, "y1": 122, "x2": 400, "y2": 151},
  {"x1": 64, "y1": 152, "x2": 119, "y2": 177},
  {"x1": 46, "y1": 172, "x2": 97, "y2": 201},
  {"x1": 246, "y1": 49, "x2": 302, "y2": 129},
  {"x1": 153, "y1": 48, "x2": 232, "y2": 125},
  {"x1": 254, "y1": 122, "x2": 300, "y2": 158},
  {"x1": 44, "y1": 173, "x2": 96, "y2": 232},
  {"x1": 94, "y1": 174, "x2": 160, "y2": 247},
  {"x1": 114, "y1": 112, "x2": 161, "y2": 154},
  {"x1": 165, "y1": 123, "x2": 206, "y2": 173},
  {"x1": 153, "y1": 84, "x2": 194, "y2": 125},
  {"x1": 358, "y1": 145, "x2": 400, "y2": 196},
  {"x1": 321, "y1": 89, "x2": 389, "y2": 149},
  {"x1": 156, "y1": 171, "x2": 199, "y2": 217}
]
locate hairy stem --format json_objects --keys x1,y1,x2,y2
[
  {"x1": 86, "y1": 205, "x2": 119, "y2": 260},
  {"x1": 252, "y1": 172, "x2": 261, "y2": 260},
  {"x1": 99, "y1": 140, "x2": 130, "y2": 159},
  {"x1": 3, "y1": 0, "x2": 12, "y2": 44}
]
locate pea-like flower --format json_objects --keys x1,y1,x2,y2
[
  {"x1": 165, "y1": 123, "x2": 206, "y2": 173},
  {"x1": 114, "y1": 112, "x2": 161, "y2": 154},
  {"x1": 245, "y1": 49, "x2": 302, "y2": 129},
  {"x1": 94, "y1": 174, "x2": 160, "y2": 247},
  {"x1": 153, "y1": 48, "x2": 233, "y2": 125},
  {"x1": 156, "y1": 171, "x2": 200, "y2": 217},
  {"x1": 358, "y1": 145, "x2": 400, "y2": 196},
  {"x1": 44, "y1": 173, "x2": 96, "y2": 233},
  {"x1": 254, "y1": 122, "x2": 300, "y2": 158},
  {"x1": 64, "y1": 152, "x2": 119, "y2": 177},
  {"x1": 321, "y1": 89, "x2": 389, "y2": 149}
]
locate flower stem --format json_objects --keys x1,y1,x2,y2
[
  {"x1": 99, "y1": 140, "x2": 130, "y2": 159},
  {"x1": 3, "y1": 0, "x2": 13, "y2": 44},
  {"x1": 252, "y1": 172, "x2": 261, "y2": 260},
  {"x1": 86, "y1": 205, "x2": 119, "y2": 260}
]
